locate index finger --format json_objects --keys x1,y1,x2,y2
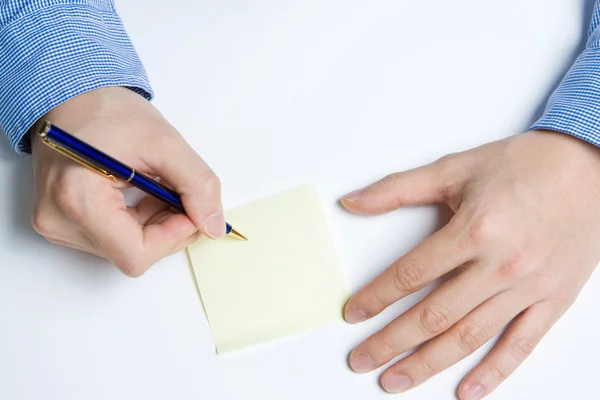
[
  {"x1": 344, "y1": 217, "x2": 473, "y2": 323},
  {"x1": 145, "y1": 130, "x2": 226, "y2": 239}
]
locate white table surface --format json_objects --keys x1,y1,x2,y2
[{"x1": 1, "y1": 1, "x2": 598, "y2": 399}]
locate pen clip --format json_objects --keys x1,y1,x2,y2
[{"x1": 38, "y1": 123, "x2": 118, "y2": 183}]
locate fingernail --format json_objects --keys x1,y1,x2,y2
[
  {"x1": 350, "y1": 353, "x2": 373, "y2": 373},
  {"x1": 383, "y1": 373, "x2": 412, "y2": 393},
  {"x1": 345, "y1": 307, "x2": 367, "y2": 324},
  {"x1": 342, "y1": 189, "x2": 364, "y2": 202},
  {"x1": 205, "y1": 211, "x2": 225, "y2": 239},
  {"x1": 462, "y1": 384, "x2": 484, "y2": 400}
]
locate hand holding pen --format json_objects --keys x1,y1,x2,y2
[{"x1": 30, "y1": 87, "x2": 243, "y2": 276}]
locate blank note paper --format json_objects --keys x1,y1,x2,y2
[{"x1": 187, "y1": 184, "x2": 348, "y2": 354}]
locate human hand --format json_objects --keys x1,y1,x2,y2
[
  {"x1": 341, "y1": 130, "x2": 600, "y2": 399},
  {"x1": 31, "y1": 87, "x2": 224, "y2": 277}
]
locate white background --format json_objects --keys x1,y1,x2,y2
[{"x1": 0, "y1": 0, "x2": 598, "y2": 399}]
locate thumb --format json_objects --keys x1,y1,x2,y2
[
  {"x1": 145, "y1": 133, "x2": 226, "y2": 239},
  {"x1": 341, "y1": 157, "x2": 464, "y2": 215}
]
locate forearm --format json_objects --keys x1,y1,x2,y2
[{"x1": 0, "y1": 0, "x2": 153, "y2": 154}]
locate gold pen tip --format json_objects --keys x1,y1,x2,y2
[{"x1": 229, "y1": 227, "x2": 248, "y2": 241}]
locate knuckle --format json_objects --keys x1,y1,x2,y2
[
  {"x1": 197, "y1": 172, "x2": 221, "y2": 195},
  {"x1": 379, "y1": 173, "x2": 400, "y2": 189},
  {"x1": 30, "y1": 208, "x2": 57, "y2": 238},
  {"x1": 496, "y1": 248, "x2": 528, "y2": 280},
  {"x1": 117, "y1": 257, "x2": 150, "y2": 278},
  {"x1": 457, "y1": 323, "x2": 488, "y2": 353},
  {"x1": 360, "y1": 291, "x2": 387, "y2": 316},
  {"x1": 490, "y1": 365, "x2": 508, "y2": 381},
  {"x1": 416, "y1": 355, "x2": 437, "y2": 375},
  {"x1": 378, "y1": 336, "x2": 398, "y2": 358},
  {"x1": 418, "y1": 304, "x2": 451, "y2": 335},
  {"x1": 120, "y1": 264, "x2": 146, "y2": 278},
  {"x1": 509, "y1": 334, "x2": 539, "y2": 360},
  {"x1": 436, "y1": 153, "x2": 460, "y2": 168},
  {"x1": 393, "y1": 261, "x2": 424, "y2": 292},
  {"x1": 466, "y1": 212, "x2": 500, "y2": 246},
  {"x1": 377, "y1": 329, "x2": 400, "y2": 357},
  {"x1": 154, "y1": 126, "x2": 181, "y2": 147}
]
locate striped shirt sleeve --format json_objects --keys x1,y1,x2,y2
[
  {"x1": 0, "y1": 0, "x2": 153, "y2": 154},
  {"x1": 531, "y1": 0, "x2": 600, "y2": 146}
]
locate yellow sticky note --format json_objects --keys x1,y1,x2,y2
[{"x1": 187, "y1": 184, "x2": 349, "y2": 354}]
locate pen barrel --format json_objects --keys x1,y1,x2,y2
[
  {"x1": 130, "y1": 174, "x2": 234, "y2": 233},
  {"x1": 45, "y1": 125, "x2": 133, "y2": 181},
  {"x1": 129, "y1": 173, "x2": 185, "y2": 213},
  {"x1": 42, "y1": 122, "x2": 236, "y2": 236}
]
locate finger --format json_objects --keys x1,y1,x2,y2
[
  {"x1": 340, "y1": 156, "x2": 467, "y2": 215},
  {"x1": 349, "y1": 264, "x2": 494, "y2": 373},
  {"x1": 90, "y1": 209, "x2": 199, "y2": 276},
  {"x1": 344, "y1": 214, "x2": 473, "y2": 324},
  {"x1": 379, "y1": 288, "x2": 530, "y2": 394},
  {"x1": 458, "y1": 300, "x2": 566, "y2": 400},
  {"x1": 31, "y1": 203, "x2": 103, "y2": 257},
  {"x1": 47, "y1": 236, "x2": 104, "y2": 258},
  {"x1": 74, "y1": 189, "x2": 199, "y2": 277},
  {"x1": 145, "y1": 132, "x2": 225, "y2": 239},
  {"x1": 126, "y1": 196, "x2": 170, "y2": 225},
  {"x1": 168, "y1": 229, "x2": 201, "y2": 254},
  {"x1": 127, "y1": 196, "x2": 198, "y2": 242}
]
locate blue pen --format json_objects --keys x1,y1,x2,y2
[{"x1": 35, "y1": 120, "x2": 247, "y2": 241}]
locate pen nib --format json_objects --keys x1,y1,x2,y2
[{"x1": 229, "y1": 227, "x2": 248, "y2": 241}]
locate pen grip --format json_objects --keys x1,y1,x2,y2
[
  {"x1": 131, "y1": 173, "x2": 234, "y2": 234},
  {"x1": 41, "y1": 122, "x2": 236, "y2": 236}
]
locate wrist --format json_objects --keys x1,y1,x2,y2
[{"x1": 523, "y1": 129, "x2": 600, "y2": 170}]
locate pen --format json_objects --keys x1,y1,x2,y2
[{"x1": 34, "y1": 120, "x2": 247, "y2": 241}]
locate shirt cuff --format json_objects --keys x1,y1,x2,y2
[
  {"x1": 530, "y1": 47, "x2": 600, "y2": 147},
  {"x1": 0, "y1": 3, "x2": 154, "y2": 154}
]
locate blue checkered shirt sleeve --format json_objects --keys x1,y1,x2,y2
[
  {"x1": 0, "y1": 0, "x2": 153, "y2": 154},
  {"x1": 531, "y1": 1, "x2": 600, "y2": 146}
]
